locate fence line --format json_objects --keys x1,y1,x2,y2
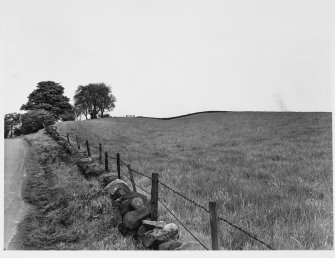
[
  {"x1": 158, "y1": 181, "x2": 209, "y2": 213},
  {"x1": 107, "y1": 154, "x2": 117, "y2": 160},
  {"x1": 91, "y1": 144, "x2": 101, "y2": 151},
  {"x1": 119, "y1": 158, "x2": 128, "y2": 167},
  {"x1": 217, "y1": 216, "x2": 274, "y2": 250},
  {"x1": 59, "y1": 132, "x2": 275, "y2": 250},
  {"x1": 118, "y1": 155, "x2": 274, "y2": 250},
  {"x1": 158, "y1": 197, "x2": 209, "y2": 250},
  {"x1": 129, "y1": 167, "x2": 152, "y2": 180},
  {"x1": 119, "y1": 168, "x2": 209, "y2": 250}
]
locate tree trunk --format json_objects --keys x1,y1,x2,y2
[{"x1": 90, "y1": 112, "x2": 98, "y2": 119}]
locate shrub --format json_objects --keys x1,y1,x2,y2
[
  {"x1": 60, "y1": 111, "x2": 76, "y2": 121},
  {"x1": 21, "y1": 110, "x2": 57, "y2": 134},
  {"x1": 14, "y1": 127, "x2": 22, "y2": 136},
  {"x1": 102, "y1": 114, "x2": 110, "y2": 118}
]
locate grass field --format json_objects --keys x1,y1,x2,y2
[{"x1": 57, "y1": 112, "x2": 333, "y2": 250}]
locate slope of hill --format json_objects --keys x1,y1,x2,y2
[{"x1": 57, "y1": 112, "x2": 333, "y2": 250}]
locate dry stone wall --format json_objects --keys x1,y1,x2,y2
[{"x1": 45, "y1": 125, "x2": 204, "y2": 250}]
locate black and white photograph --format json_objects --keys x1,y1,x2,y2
[{"x1": 1, "y1": 0, "x2": 333, "y2": 254}]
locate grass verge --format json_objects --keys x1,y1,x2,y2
[{"x1": 11, "y1": 129, "x2": 142, "y2": 250}]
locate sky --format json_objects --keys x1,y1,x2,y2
[{"x1": 1, "y1": 0, "x2": 333, "y2": 117}]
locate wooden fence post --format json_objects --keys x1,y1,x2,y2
[
  {"x1": 209, "y1": 201, "x2": 220, "y2": 250},
  {"x1": 116, "y1": 153, "x2": 120, "y2": 179},
  {"x1": 151, "y1": 173, "x2": 159, "y2": 221},
  {"x1": 76, "y1": 135, "x2": 80, "y2": 149},
  {"x1": 127, "y1": 165, "x2": 137, "y2": 192},
  {"x1": 67, "y1": 133, "x2": 70, "y2": 143},
  {"x1": 99, "y1": 144, "x2": 102, "y2": 163},
  {"x1": 86, "y1": 140, "x2": 91, "y2": 157},
  {"x1": 105, "y1": 152, "x2": 108, "y2": 172}
]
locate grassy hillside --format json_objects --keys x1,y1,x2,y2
[{"x1": 57, "y1": 112, "x2": 333, "y2": 250}]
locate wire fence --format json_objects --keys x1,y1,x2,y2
[
  {"x1": 60, "y1": 131, "x2": 275, "y2": 250},
  {"x1": 118, "y1": 165, "x2": 209, "y2": 250}
]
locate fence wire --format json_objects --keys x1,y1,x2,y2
[
  {"x1": 119, "y1": 169, "x2": 209, "y2": 250},
  {"x1": 63, "y1": 132, "x2": 275, "y2": 250},
  {"x1": 157, "y1": 199, "x2": 209, "y2": 250},
  {"x1": 119, "y1": 158, "x2": 152, "y2": 180},
  {"x1": 107, "y1": 154, "x2": 117, "y2": 160},
  {"x1": 64, "y1": 133, "x2": 118, "y2": 160},
  {"x1": 158, "y1": 181, "x2": 210, "y2": 213},
  {"x1": 107, "y1": 163, "x2": 118, "y2": 173},
  {"x1": 119, "y1": 158, "x2": 128, "y2": 166},
  {"x1": 130, "y1": 167, "x2": 152, "y2": 180},
  {"x1": 158, "y1": 180, "x2": 274, "y2": 250},
  {"x1": 217, "y1": 216, "x2": 275, "y2": 250}
]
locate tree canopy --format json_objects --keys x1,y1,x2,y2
[
  {"x1": 20, "y1": 81, "x2": 74, "y2": 120},
  {"x1": 4, "y1": 112, "x2": 21, "y2": 138},
  {"x1": 20, "y1": 109, "x2": 57, "y2": 134},
  {"x1": 74, "y1": 83, "x2": 116, "y2": 119},
  {"x1": 5, "y1": 112, "x2": 21, "y2": 126}
]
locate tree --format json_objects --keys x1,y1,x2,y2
[
  {"x1": 59, "y1": 110, "x2": 76, "y2": 121},
  {"x1": 73, "y1": 87, "x2": 90, "y2": 120},
  {"x1": 74, "y1": 83, "x2": 116, "y2": 119},
  {"x1": 20, "y1": 110, "x2": 57, "y2": 134},
  {"x1": 4, "y1": 126, "x2": 9, "y2": 138},
  {"x1": 21, "y1": 81, "x2": 73, "y2": 120},
  {"x1": 4, "y1": 113, "x2": 21, "y2": 138}
]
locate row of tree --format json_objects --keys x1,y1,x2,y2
[{"x1": 4, "y1": 81, "x2": 116, "y2": 137}]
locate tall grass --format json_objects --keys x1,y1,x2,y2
[
  {"x1": 12, "y1": 130, "x2": 142, "y2": 250},
  {"x1": 57, "y1": 112, "x2": 333, "y2": 250}
]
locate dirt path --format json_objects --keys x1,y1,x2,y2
[{"x1": 4, "y1": 138, "x2": 28, "y2": 250}]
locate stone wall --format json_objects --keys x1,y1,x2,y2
[{"x1": 45, "y1": 125, "x2": 204, "y2": 250}]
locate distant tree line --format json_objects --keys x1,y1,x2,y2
[{"x1": 4, "y1": 81, "x2": 116, "y2": 137}]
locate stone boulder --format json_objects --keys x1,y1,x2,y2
[
  {"x1": 123, "y1": 207, "x2": 151, "y2": 230},
  {"x1": 76, "y1": 157, "x2": 93, "y2": 171},
  {"x1": 141, "y1": 220, "x2": 166, "y2": 229},
  {"x1": 118, "y1": 222, "x2": 138, "y2": 237},
  {"x1": 104, "y1": 179, "x2": 131, "y2": 199},
  {"x1": 78, "y1": 150, "x2": 90, "y2": 157},
  {"x1": 115, "y1": 192, "x2": 149, "y2": 215},
  {"x1": 78, "y1": 157, "x2": 93, "y2": 164},
  {"x1": 131, "y1": 197, "x2": 144, "y2": 210},
  {"x1": 100, "y1": 173, "x2": 119, "y2": 187},
  {"x1": 140, "y1": 223, "x2": 179, "y2": 248},
  {"x1": 116, "y1": 191, "x2": 148, "y2": 203},
  {"x1": 77, "y1": 160, "x2": 104, "y2": 177},
  {"x1": 137, "y1": 224, "x2": 153, "y2": 238},
  {"x1": 159, "y1": 240, "x2": 183, "y2": 250}
]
